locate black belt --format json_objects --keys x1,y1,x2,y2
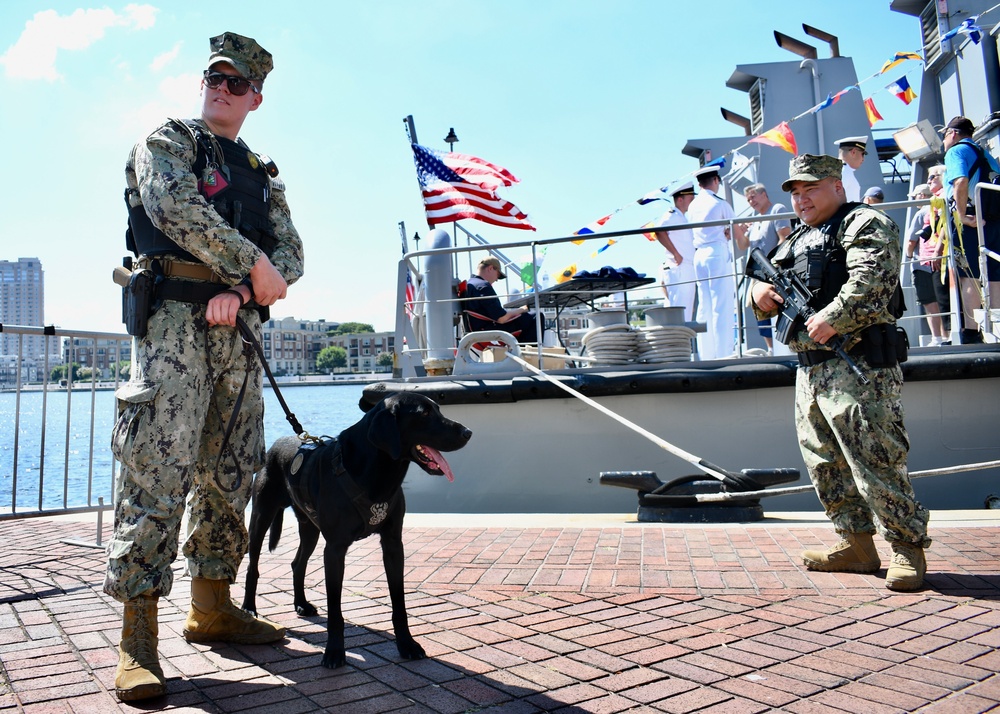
[
  {"x1": 797, "y1": 345, "x2": 863, "y2": 368},
  {"x1": 156, "y1": 278, "x2": 229, "y2": 304},
  {"x1": 156, "y1": 278, "x2": 269, "y2": 321}
]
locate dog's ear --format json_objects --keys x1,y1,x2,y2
[
  {"x1": 359, "y1": 391, "x2": 399, "y2": 413},
  {"x1": 367, "y1": 402, "x2": 403, "y2": 460}
]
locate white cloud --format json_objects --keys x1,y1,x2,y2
[
  {"x1": 120, "y1": 71, "x2": 202, "y2": 140},
  {"x1": 0, "y1": 4, "x2": 159, "y2": 81},
  {"x1": 150, "y1": 41, "x2": 182, "y2": 72}
]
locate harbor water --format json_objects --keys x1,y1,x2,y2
[{"x1": 0, "y1": 383, "x2": 367, "y2": 512}]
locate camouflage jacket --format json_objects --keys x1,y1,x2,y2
[
  {"x1": 125, "y1": 118, "x2": 304, "y2": 287},
  {"x1": 752, "y1": 204, "x2": 900, "y2": 352}
]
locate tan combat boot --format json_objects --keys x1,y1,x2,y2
[
  {"x1": 115, "y1": 596, "x2": 166, "y2": 702},
  {"x1": 182, "y1": 577, "x2": 286, "y2": 644},
  {"x1": 802, "y1": 532, "x2": 881, "y2": 573},
  {"x1": 885, "y1": 542, "x2": 926, "y2": 591}
]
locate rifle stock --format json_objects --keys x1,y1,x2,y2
[{"x1": 747, "y1": 248, "x2": 869, "y2": 385}]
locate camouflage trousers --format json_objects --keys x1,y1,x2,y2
[
  {"x1": 795, "y1": 356, "x2": 931, "y2": 548},
  {"x1": 104, "y1": 300, "x2": 265, "y2": 602}
]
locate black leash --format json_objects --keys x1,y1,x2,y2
[{"x1": 207, "y1": 304, "x2": 316, "y2": 493}]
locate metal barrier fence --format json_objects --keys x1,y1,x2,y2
[{"x1": 0, "y1": 324, "x2": 130, "y2": 546}]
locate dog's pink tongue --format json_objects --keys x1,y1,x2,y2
[{"x1": 423, "y1": 446, "x2": 454, "y2": 482}]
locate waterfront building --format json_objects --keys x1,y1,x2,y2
[
  {"x1": 326, "y1": 331, "x2": 395, "y2": 373},
  {"x1": 0, "y1": 258, "x2": 46, "y2": 360},
  {"x1": 261, "y1": 317, "x2": 336, "y2": 376},
  {"x1": 0, "y1": 258, "x2": 64, "y2": 384},
  {"x1": 64, "y1": 338, "x2": 132, "y2": 379}
]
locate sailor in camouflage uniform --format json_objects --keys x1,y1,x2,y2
[
  {"x1": 106, "y1": 33, "x2": 304, "y2": 702},
  {"x1": 750, "y1": 154, "x2": 929, "y2": 593}
]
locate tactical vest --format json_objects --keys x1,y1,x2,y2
[
  {"x1": 125, "y1": 119, "x2": 277, "y2": 261},
  {"x1": 778, "y1": 202, "x2": 904, "y2": 319}
]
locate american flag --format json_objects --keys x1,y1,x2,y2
[
  {"x1": 411, "y1": 144, "x2": 536, "y2": 231},
  {"x1": 404, "y1": 269, "x2": 416, "y2": 318}
]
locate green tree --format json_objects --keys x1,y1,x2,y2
[
  {"x1": 328, "y1": 322, "x2": 374, "y2": 336},
  {"x1": 116, "y1": 360, "x2": 131, "y2": 379},
  {"x1": 376, "y1": 351, "x2": 394, "y2": 369},
  {"x1": 50, "y1": 363, "x2": 82, "y2": 382},
  {"x1": 316, "y1": 346, "x2": 347, "y2": 373}
]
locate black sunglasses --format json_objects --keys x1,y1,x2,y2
[{"x1": 203, "y1": 70, "x2": 259, "y2": 96}]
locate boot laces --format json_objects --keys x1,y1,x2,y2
[
  {"x1": 891, "y1": 543, "x2": 919, "y2": 566},
  {"x1": 127, "y1": 605, "x2": 157, "y2": 661}
]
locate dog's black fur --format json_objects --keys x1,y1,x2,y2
[{"x1": 242, "y1": 392, "x2": 472, "y2": 668}]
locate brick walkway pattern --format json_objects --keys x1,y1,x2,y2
[{"x1": 0, "y1": 516, "x2": 998, "y2": 713}]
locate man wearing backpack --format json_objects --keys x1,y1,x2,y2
[
  {"x1": 942, "y1": 115, "x2": 1000, "y2": 343},
  {"x1": 105, "y1": 32, "x2": 304, "y2": 702}
]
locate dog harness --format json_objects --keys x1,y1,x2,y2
[{"x1": 289, "y1": 437, "x2": 400, "y2": 539}]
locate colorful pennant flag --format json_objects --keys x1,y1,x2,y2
[
  {"x1": 554, "y1": 263, "x2": 577, "y2": 284},
  {"x1": 812, "y1": 86, "x2": 856, "y2": 113},
  {"x1": 641, "y1": 220, "x2": 659, "y2": 242},
  {"x1": 864, "y1": 98, "x2": 884, "y2": 127},
  {"x1": 886, "y1": 76, "x2": 917, "y2": 105},
  {"x1": 941, "y1": 16, "x2": 982, "y2": 45},
  {"x1": 572, "y1": 213, "x2": 613, "y2": 244},
  {"x1": 519, "y1": 263, "x2": 535, "y2": 287},
  {"x1": 880, "y1": 51, "x2": 922, "y2": 74},
  {"x1": 636, "y1": 188, "x2": 667, "y2": 205},
  {"x1": 748, "y1": 122, "x2": 798, "y2": 155},
  {"x1": 591, "y1": 239, "x2": 617, "y2": 258},
  {"x1": 411, "y1": 143, "x2": 535, "y2": 231}
]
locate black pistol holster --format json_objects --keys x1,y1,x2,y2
[{"x1": 122, "y1": 267, "x2": 158, "y2": 338}]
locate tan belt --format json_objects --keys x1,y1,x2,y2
[{"x1": 138, "y1": 258, "x2": 225, "y2": 284}]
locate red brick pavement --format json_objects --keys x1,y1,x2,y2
[{"x1": 0, "y1": 514, "x2": 998, "y2": 713}]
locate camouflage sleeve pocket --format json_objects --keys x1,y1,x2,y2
[{"x1": 110, "y1": 380, "x2": 160, "y2": 468}]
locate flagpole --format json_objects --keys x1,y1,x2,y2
[{"x1": 404, "y1": 114, "x2": 436, "y2": 233}]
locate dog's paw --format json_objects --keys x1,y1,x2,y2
[
  {"x1": 396, "y1": 639, "x2": 426, "y2": 661},
  {"x1": 321, "y1": 649, "x2": 347, "y2": 669},
  {"x1": 295, "y1": 602, "x2": 318, "y2": 617}
]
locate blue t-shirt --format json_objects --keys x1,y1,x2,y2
[{"x1": 944, "y1": 139, "x2": 1000, "y2": 201}]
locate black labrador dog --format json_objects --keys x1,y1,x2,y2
[{"x1": 242, "y1": 392, "x2": 472, "y2": 668}]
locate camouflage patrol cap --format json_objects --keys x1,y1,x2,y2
[
  {"x1": 781, "y1": 154, "x2": 843, "y2": 192},
  {"x1": 208, "y1": 32, "x2": 272, "y2": 82}
]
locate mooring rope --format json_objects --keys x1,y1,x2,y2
[
  {"x1": 653, "y1": 459, "x2": 1000, "y2": 504},
  {"x1": 506, "y1": 351, "x2": 999, "y2": 505}
]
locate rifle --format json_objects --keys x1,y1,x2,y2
[{"x1": 746, "y1": 247, "x2": 869, "y2": 385}]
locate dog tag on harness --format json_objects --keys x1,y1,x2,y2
[
  {"x1": 290, "y1": 452, "x2": 304, "y2": 476},
  {"x1": 199, "y1": 164, "x2": 229, "y2": 199}
]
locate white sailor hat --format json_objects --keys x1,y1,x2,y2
[
  {"x1": 694, "y1": 165, "x2": 722, "y2": 181},
  {"x1": 670, "y1": 180, "x2": 695, "y2": 198},
  {"x1": 834, "y1": 136, "x2": 868, "y2": 153}
]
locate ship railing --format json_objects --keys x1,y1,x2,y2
[
  {"x1": 393, "y1": 199, "x2": 943, "y2": 376},
  {"x1": 0, "y1": 324, "x2": 128, "y2": 546},
  {"x1": 972, "y1": 182, "x2": 1000, "y2": 335}
]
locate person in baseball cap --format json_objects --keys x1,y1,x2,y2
[
  {"x1": 780, "y1": 153, "x2": 843, "y2": 192},
  {"x1": 754, "y1": 152, "x2": 928, "y2": 592},
  {"x1": 208, "y1": 31, "x2": 273, "y2": 82},
  {"x1": 863, "y1": 186, "x2": 885, "y2": 205},
  {"x1": 108, "y1": 30, "x2": 302, "y2": 703},
  {"x1": 464, "y1": 256, "x2": 543, "y2": 342},
  {"x1": 478, "y1": 256, "x2": 506, "y2": 279}
]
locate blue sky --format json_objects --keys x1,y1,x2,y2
[{"x1": 0, "y1": 1, "x2": 925, "y2": 334}]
